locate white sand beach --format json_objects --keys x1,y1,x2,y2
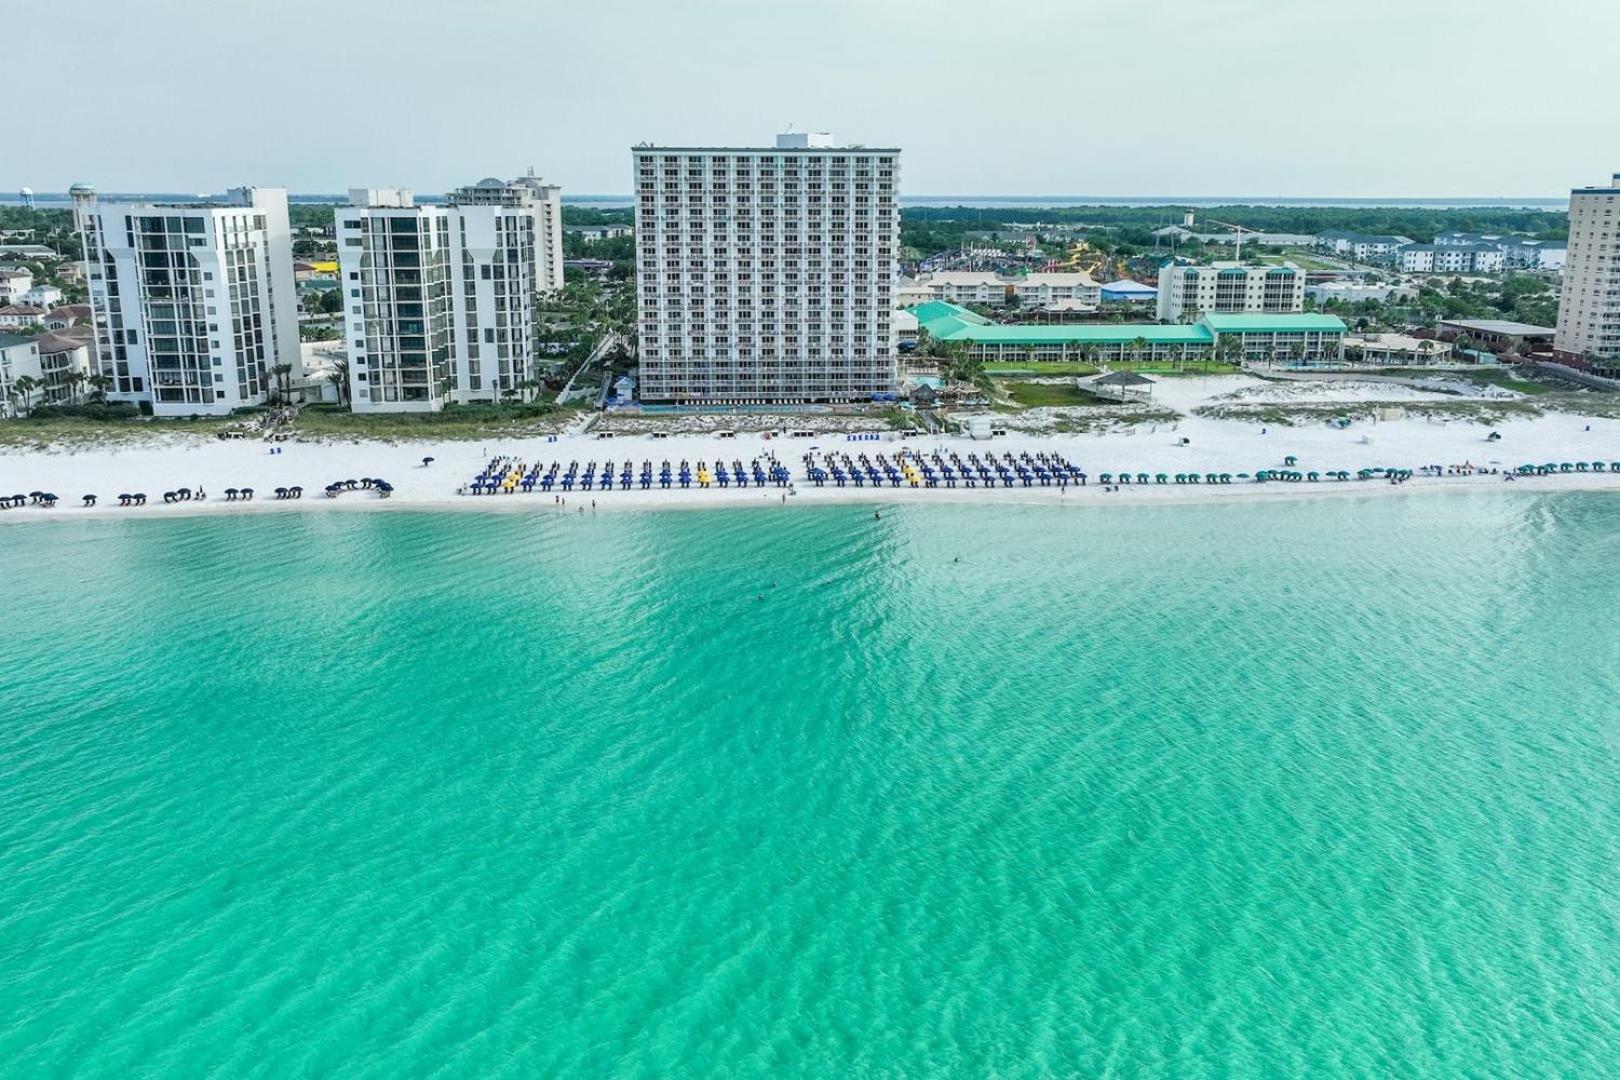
[{"x1": 3, "y1": 375, "x2": 1619, "y2": 520}]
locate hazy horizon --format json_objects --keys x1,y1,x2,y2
[{"x1": 7, "y1": 0, "x2": 1617, "y2": 198}]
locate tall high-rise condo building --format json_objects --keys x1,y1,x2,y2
[
  {"x1": 632, "y1": 134, "x2": 899, "y2": 404},
  {"x1": 71, "y1": 184, "x2": 298, "y2": 416},
  {"x1": 337, "y1": 174, "x2": 564, "y2": 412},
  {"x1": 1555, "y1": 173, "x2": 1620, "y2": 373}
]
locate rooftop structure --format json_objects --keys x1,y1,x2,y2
[{"x1": 1438, "y1": 318, "x2": 1556, "y2": 349}]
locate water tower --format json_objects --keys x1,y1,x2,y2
[
  {"x1": 19, "y1": 186, "x2": 34, "y2": 209},
  {"x1": 68, "y1": 182, "x2": 96, "y2": 233}
]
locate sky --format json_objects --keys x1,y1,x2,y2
[{"x1": 10, "y1": 0, "x2": 1620, "y2": 198}]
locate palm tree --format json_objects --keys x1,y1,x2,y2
[
  {"x1": 87, "y1": 373, "x2": 113, "y2": 402},
  {"x1": 270, "y1": 362, "x2": 294, "y2": 403},
  {"x1": 1130, "y1": 336, "x2": 1150, "y2": 367},
  {"x1": 1168, "y1": 345, "x2": 1185, "y2": 373},
  {"x1": 1417, "y1": 339, "x2": 1435, "y2": 366},
  {"x1": 64, "y1": 369, "x2": 87, "y2": 403},
  {"x1": 325, "y1": 360, "x2": 351, "y2": 407},
  {"x1": 11, "y1": 375, "x2": 40, "y2": 417}
]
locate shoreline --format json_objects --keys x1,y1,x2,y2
[
  {"x1": 2, "y1": 469, "x2": 1616, "y2": 524},
  {"x1": 5, "y1": 374, "x2": 1618, "y2": 525}
]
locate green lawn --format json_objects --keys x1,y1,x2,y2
[
  {"x1": 1387, "y1": 367, "x2": 1559, "y2": 396},
  {"x1": 1273, "y1": 248, "x2": 1351, "y2": 271},
  {"x1": 984, "y1": 361, "x2": 1099, "y2": 375},
  {"x1": 1001, "y1": 382, "x2": 1090, "y2": 408},
  {"x1": 0, "y1": 403, "x2": 584, "y2": 449},
  {"x1": 292, "y1": 402, "x2": 579, "y2": 440},
  {"x1": 0, "y1": 415, "x2": 237, "y2": 449}
]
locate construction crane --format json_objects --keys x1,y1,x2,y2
[{"x1": 1205, "y1": 219, "x2": 1261, "y2": 261}]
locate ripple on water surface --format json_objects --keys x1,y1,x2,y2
[{"x1": 2, "y1": 495, "x2": 1619, "y2": 1075}]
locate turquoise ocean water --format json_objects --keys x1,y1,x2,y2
[{"x1": 3, "y1": 494, "x2": 1618, "y2": 1076}]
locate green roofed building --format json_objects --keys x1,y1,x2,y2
[{"x1": 910, "y1": 301, "x2": 1345, "y2": 365}]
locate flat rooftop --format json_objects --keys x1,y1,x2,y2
[
  {"x1": 632, "y1": 145, "x2": 899, "y2": 153},
  {"x1": 1437, "y1": 319, "x2": 1556, "y2": 335},
  {"x1": 909, "y1": 301, "x2": 1348, "y2": 347}
]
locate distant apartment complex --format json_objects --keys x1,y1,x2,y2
[
  {"x1": 1316, "y1": 228, "x2": 1566, "y2": 274},
  {"x1": 1156, "y1": 262, "x2": 1304, "y2": 322},
  {"x1": 336, "y1": 174, "x2": 564, "y2": 412},
  {"x1": 1313, "y1": 231, "x2": 1413, "y2": 261},
  {"x1": 71, "y1": 184, "x2": 299, "y2": 416},
  {"x1": 1395, "y1": 244, "x2": 1505, "y2": 274},
  {"x1": 1434, "y1": 232, "x2": 1566, "y2": 270},
  {"x1": 633, "y1": 133, "x2": 899, "y2": 404},
  {"x1": 1554, "y1": 173, "x2": 1620, "y2": 367}
]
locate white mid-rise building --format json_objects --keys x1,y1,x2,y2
[
  {"x1": 916, "y1": 271, "x2": 1008, "y2": 307},
  {"x1": 337, "y1": 174, "x2": 564, "y2": 412},
  {"x1": 21, "y1": 284, "x2": 63, "y2": 308},
  {"x1": 0, "y1": 331, "x2": 43, "y2": 417},
  {"x1": 633, "y1": 134, "x2": 900, "y2": 404},
  {"x1": 0, "y1": 268, "x2": 32, "y2": 302},
  {"x1": 1555, "y1": 173, "x2": 1620, "y2": 366},
  {"x1": 1010, "y1": 271, "x2": 1099, "y2": 309},
  {"x1": 71, "y1": 184, "x2": 299, "y2": 416},
  {"x1": 1156, "y1": 262, "x2": 1305, "y2": 322},
  {"x1": 907, "y1": 270, "x2": 1100, "y2": 311}
]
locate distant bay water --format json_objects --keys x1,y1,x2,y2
[
  {"x1": 0, "y1": 192, "x2": 1568, "y2": 210},
  {"x1": 3, "y1": 494, "x2": 1619, "y2": 1074}
]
